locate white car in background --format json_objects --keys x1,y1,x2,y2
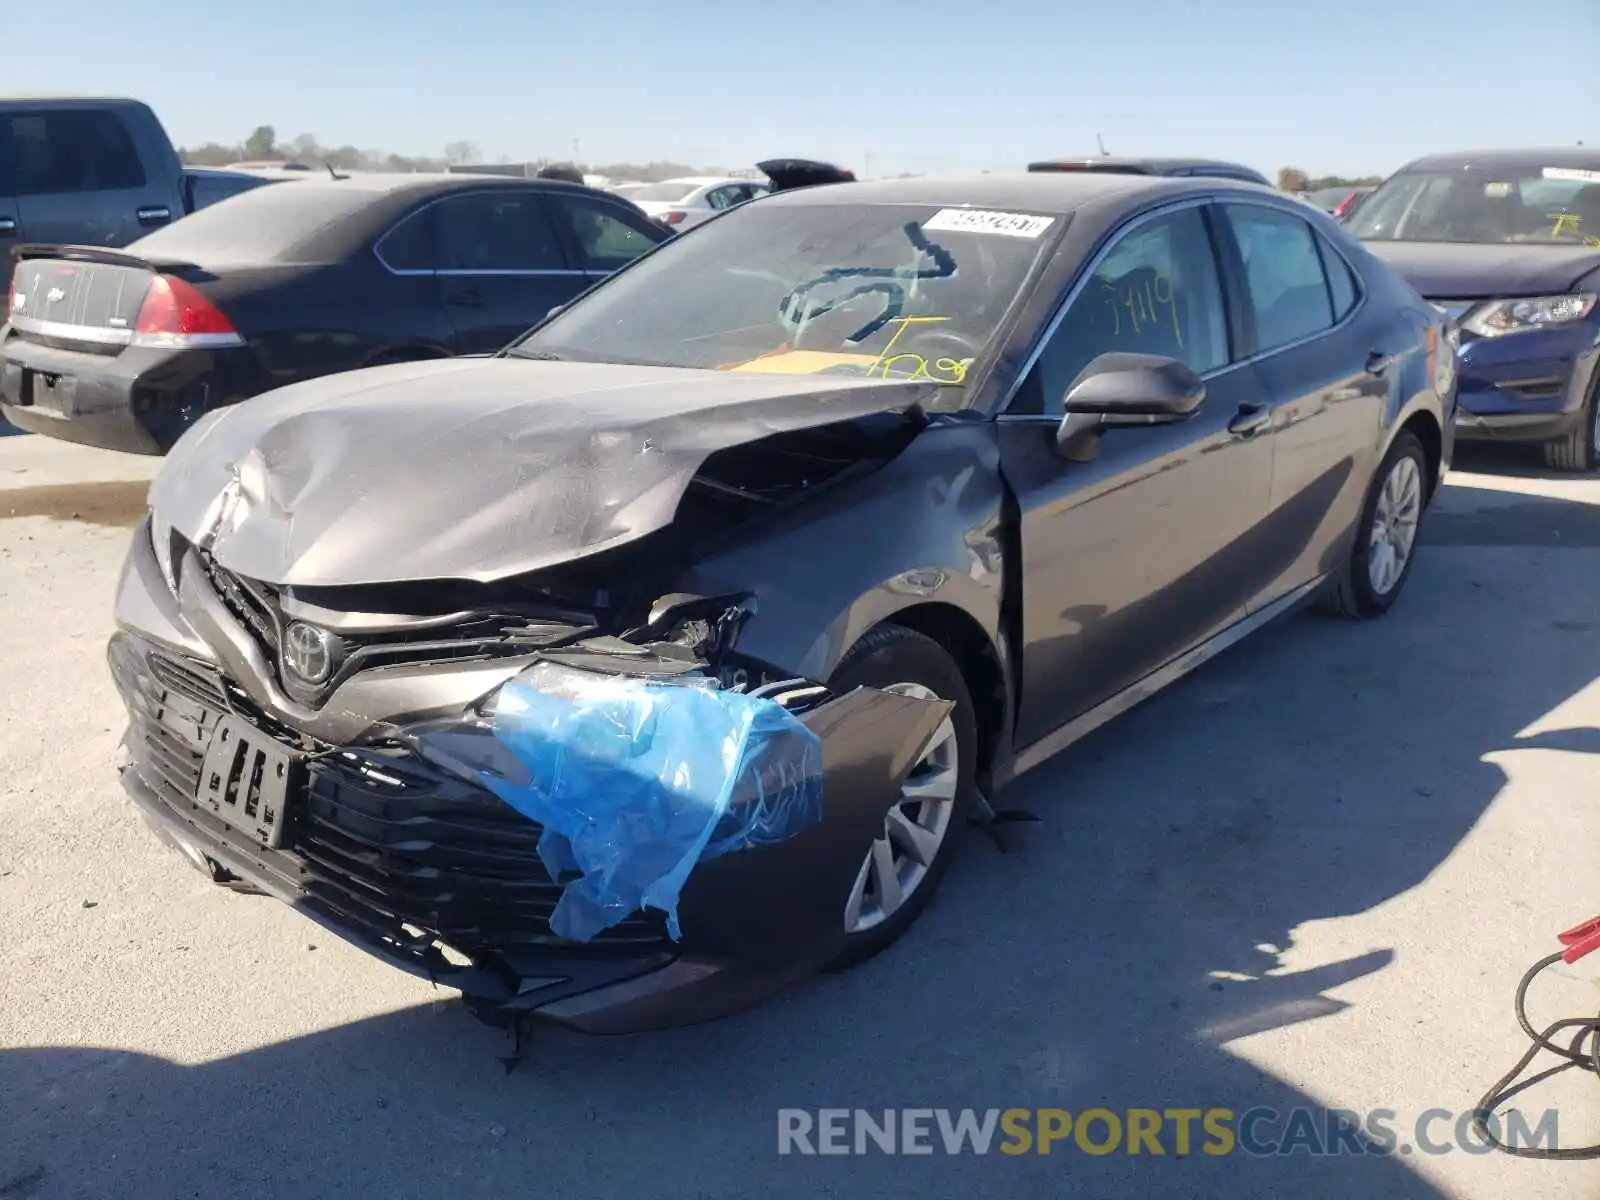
[{"x1": 628, "y1": 176, "x2": 769, "y2": 231}]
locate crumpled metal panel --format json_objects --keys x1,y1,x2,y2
[{"x1": 147, "y1": 357, "x2": 930, "y2": 588}]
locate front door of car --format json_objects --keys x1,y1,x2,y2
[
  {"x1": 433, "y1": 190, "x2": 591, "y2": 354},
  {"x1": 997, "y1": 202, "x2": 1276, "y2": 747},
  {"x1": 1216, "y1": 201, "x2": 1395, "y2": 612}
]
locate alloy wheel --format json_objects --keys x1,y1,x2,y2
[
  {"x1": 1367, "y1": 454, "x2": 1422, "y2": 596},
  {"x1": 842, "y1": 682, "x2": 960, "y2": 934}
]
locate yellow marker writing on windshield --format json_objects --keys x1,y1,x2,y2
[
  {"x1": 869, "y1": 315, "x2": 971, "y2": 384},
  {"x1": 1549, "y1": 212, "x2": 1584, "y2": 239}
]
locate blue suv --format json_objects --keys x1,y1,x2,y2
[{"x1": 1350, "y1": 149, "x2": 1600, "y2": 470}]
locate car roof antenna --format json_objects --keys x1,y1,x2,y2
[
  {"x1": 324, "y1": 160, "x2": 349, "y2": 181},
  {"x1": 1096, "y1": 133, "x2": 1109, "y2": 156}
]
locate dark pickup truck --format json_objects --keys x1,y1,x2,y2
[{"x1": 0, "y1": 97, "x2": 275, "y2": 249}]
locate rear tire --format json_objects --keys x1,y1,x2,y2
[
  {"x1": 824, "y1": 624, "x2": 977, "y2": 970},
  {"x1": 1320, "y1": 429, "x2": 1428, "y2": 619},
  {"x1": 1541, "y1": 377, "x2": 1600, "y2": 472}
]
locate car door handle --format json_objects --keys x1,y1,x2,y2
[
  {"x1": 1227, "y1": 402, "x2": 1271, "y2": 438},
  {"x1": 0, "y1": 217, "x2": 15, "y2": 236},
  {"x1": 1365, "y1": 350, "x2": 1389, "y2": 377},
  {"x1": 136, "y1": 206, "x2": 171, "y2": 225},
  {"x1": 446, "y1": 288, "x2": 484, "y2": 309}
]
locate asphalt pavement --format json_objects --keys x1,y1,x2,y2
[{"x1": 0, "y1": 434, "x2": 1596, "y2": 1200}]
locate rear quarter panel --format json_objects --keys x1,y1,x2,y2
[{"x1": 209, "y1": 258, "x2": 454, "y2": 384}]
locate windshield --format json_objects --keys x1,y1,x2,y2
[
  {"x1": 1349, "y1": 165, "x2": 1600, "y2": 246},
  {"x1": 630, "y1": 181, "x2": 702, "y2": 202},
  {"x1": 510, "y1": 200, "x2": 1061, "y2": 402}
]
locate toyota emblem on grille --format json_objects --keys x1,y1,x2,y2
[{"x1": 282, "y1": 621, "x2": 333, "y2": 685}]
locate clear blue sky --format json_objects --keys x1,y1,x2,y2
[{"x1": 11, "y1": 0, "x2": 1598, "y2": 178}]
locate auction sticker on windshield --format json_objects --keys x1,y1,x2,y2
[
  {"x1": 1543, "y1": 167, "x2": 1600, "y2": 184},
  {"x1": 923, "y1": 209, "x2": 1055, "y2": 239}
]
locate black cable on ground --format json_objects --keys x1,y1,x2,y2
[{"x1": 1471, "y1": 950, "x2": 1600, "y2": 1159}]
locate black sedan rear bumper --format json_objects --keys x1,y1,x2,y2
[
  {"x1": 0, "y1": 330, "x2": 262, "y2": 454},
  {"x1": 107, "y1": 627, "x2": 945, "y2": 1033}
]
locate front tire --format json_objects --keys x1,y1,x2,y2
[
  {"x1": 824, "y1": 624, "x2": 977, "y2": 970},
  {"x1": 1541, "y1": 376, "x2": 1600, "y2": 472},
  {"x1": 1321, "y1": 429, "x2": 1428, "y2": 619}
]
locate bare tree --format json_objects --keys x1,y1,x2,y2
[{"x1": 444, "y1": 141, "x2": 482, "y2": 166}]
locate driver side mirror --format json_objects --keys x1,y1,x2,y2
[{"x1": 1056, "y1": 352, "x2": 1205, "y2": 456}]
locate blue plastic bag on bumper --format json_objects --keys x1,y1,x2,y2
[{"x1": 479, "y1": 661, "x2": 825, "y2": 942}]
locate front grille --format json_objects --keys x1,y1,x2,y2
[
  {"x1": 145, "y1": 647, "x2": 231, "y2": 712},
  {"x1": 109, "y1": 633, "x2": 668, "y2": 954},
  {"x1": 193, "y1": 552, "x2": 598, "y2": 708},
  {"x1": 297, "y1": 747, "x2": 669, "y2": 950}
]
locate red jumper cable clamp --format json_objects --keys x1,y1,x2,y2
[{"x1": 1558, "y1": 915, "x2": 1600, "y2": 965}]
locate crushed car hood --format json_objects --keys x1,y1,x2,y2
[
  {"x1": 149, "y1": 357, "x2": 931, "y2": 588},
  {"x1": 1361, "y1": 241, "x2": 1600, "y2": 299}
]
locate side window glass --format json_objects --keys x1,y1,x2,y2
[
  {"x1": 188, "y1": 174, "x2": 269, "y2": 211},
  {"x1": 376, "y1": 206, "x2": 438, "y2": 271},
  {"x1": 6, "y1": 110, "x2": 147, "y2": 196},
  {"x1": 705, "y1": 187, "x2": 732, "y2": 211},
  {"x1": 1014, "y1": 206, "x2": 1228, "y2": 415},
  {"x1": 1226, "y1": 204, "x2": 1336, "y2": 351},
  {"x1": 436, "y1": 192, "x2": 566, "y2": 272},
  {"x1": 1315, "y1": 233, "x2": 1359, "y2": 320},
  {"x1": 547, "y1": 193, "x2": 661, "y2": 271}
]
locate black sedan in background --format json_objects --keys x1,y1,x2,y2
[
  {"x1": 110, "y1": 172, "x2": 1453, "y2": 1034},
  {"x1": 0, "y1": 174, "x2": 667, "y2": 453}
]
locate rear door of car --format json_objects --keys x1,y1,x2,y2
[
  {"x1": 544, "y1": 190, "x2": 669, "y2": 286},
  {"x1": 1212, "y1": 198, "x2": 1395, "y2": 611},
  {"x1": 429, "y1": 188, "x2": 587, "y2": 353},
  {"x1": 5, "y1": 107, "x2": 176, "y2": 246}
]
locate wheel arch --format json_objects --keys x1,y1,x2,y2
[
  {"x1": 1397, "y1": 408, "x2": 1443, "y2": 499},
  {"x1": 855, "y1": 601, "x2": 1009, "y2": 788}
]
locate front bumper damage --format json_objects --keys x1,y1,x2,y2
[{"x1": 108, "y1": 531, "x2": 950, "y2": 1034}]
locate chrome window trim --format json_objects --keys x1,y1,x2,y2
[{"x1": 999, "y1": 191, "x2": 1372, "y2": 416}]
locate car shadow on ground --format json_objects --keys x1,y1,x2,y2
[{"x1": 4, "y1": 484, "x2": 1598, "y2": 1200}]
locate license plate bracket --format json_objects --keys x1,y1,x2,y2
[
  {"x1": 32, "y1": 371, "x2": 75, "y2": 415},
  {"x1": 196, "y1": 715, "x2": 303, "y2": 848}
]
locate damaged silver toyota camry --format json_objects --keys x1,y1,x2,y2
[{"x1": 108, "y1": 173, "x2": 1456, "y2": 1033}]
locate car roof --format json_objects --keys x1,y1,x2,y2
[
  {"x1": 267, "y1": 172, "x2": 593, "y2": 196},
  {"x1": 0, "y1": 95, "x2": 152, "y2": 110},
  {"x1": 659, "y1": 176, "x2": 747, "y2": 187},
  {"x1": 1396, "y1": 147, "x2": 1600, "y2": 173},
  {"x1": 756, "y1": 171, "x2": 1256, "y2": 214},
  {"x1": 1027, "y1": 155, "x2": 1263, "y2": 176}
]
